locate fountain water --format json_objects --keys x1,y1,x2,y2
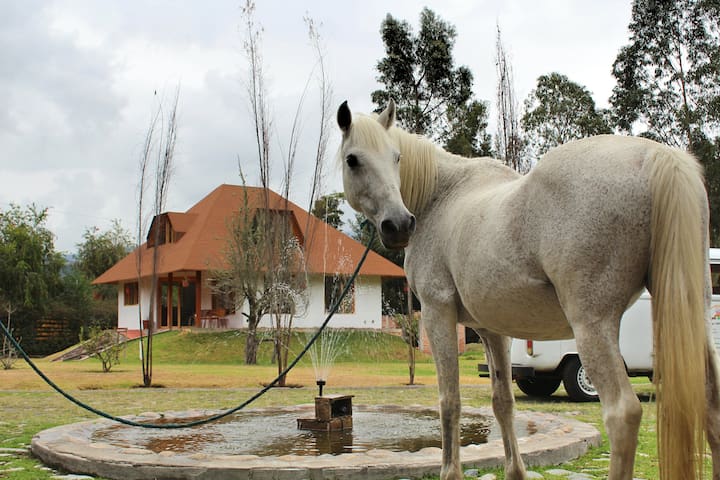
[
  {"x1": 306, "y1": 327, "x2": 347, "y2": 387},
  {"x1": 299, "y1": 328, "x2": 354, "y2": 431}
]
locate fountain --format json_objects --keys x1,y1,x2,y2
[
  {"x1": 297, "y1": 392, "x2": 354, "y2": 431},
  {"x1": 297, "y1": 329, "x2": 354, "y2": 432},
  {"x1": 30, "y1": 330, "x2": 602, "y2": 479},
  {"x1": 31, "y1": 404, "x2": 601, "y2": 479}
]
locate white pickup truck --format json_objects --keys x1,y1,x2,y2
[{"x1": 480, "y1": 248, "x2": 720, "y2": 402}]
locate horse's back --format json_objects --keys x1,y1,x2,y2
[
  {"x1": 447, "y1": 136, "x2": 673, "y2": 337},
  {"x1": 521, "y1": 135, "x2": 701, "y2": 315}
]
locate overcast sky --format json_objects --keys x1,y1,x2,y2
[{"x1": 1, "y1": 0, "x2": 633, "y2": 253}]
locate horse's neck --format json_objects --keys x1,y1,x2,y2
[
  {"x1": 394, "y1": 128, "x2": 519, "y2": 215},
  {"x1": 436, "y1": 152, "x2": 517, "y2": 189}
]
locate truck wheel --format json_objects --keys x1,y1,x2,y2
[
  {"x1": 563, "y1": 357, "x2": 599, "y2": 402},
  {"x1": 516, "y1": 377, "x2": 561, "y2": 397}
]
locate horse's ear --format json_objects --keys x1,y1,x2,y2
[
  {"x1": 377, "y1": 99, "x2": 396, "y2": 130},
  {"x1": 337, "y1": 101, "x2": 352, "y2": 133}
]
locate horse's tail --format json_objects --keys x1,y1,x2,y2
[{"x1": 648, "y1": 145, "x2": 708, "y2": 480}]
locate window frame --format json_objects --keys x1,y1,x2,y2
[{"x1": 123, "y1": 282, "x2": 139, "y2": 306}]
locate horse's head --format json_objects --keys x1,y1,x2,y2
[{"x1": 337, "y1": 100, "x2": 416, "y2": 249}]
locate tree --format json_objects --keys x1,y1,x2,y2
[
  {"x1": 75, "y1": 221, "x2": 133, "y2": 285},
  {"x1": 397, "y1": 310, "x2": 419, "y2": 385},
  {"x1": 495, "y1": 25, "x2": 529, "y2": 172},
  {"x1": 135, "y1": 88, "x2": 180, "y2": 387},
  {"x1": 610, "y1": 0, "x2": 720, "y2": 241},
  {"x1": 1, "y1": 302, "x2": 18, "y2": 370},
  {"x1": 444, "y1": 101, "x2": 493, "y2": 157},
  {"x1": 71, "y1": 221, "x2": 133, "y2": 333},
  {"x1": 75, "y1": 220, "x2": 133, "y2": 323},
  {"x1": 0, "y1": 204, "x2": 67, "y2": 355},
  {"x1": 215, "y1": 1, "x2": 331, "y2": 373},
  {"x1": 79, "y1": 324, "x2": 126, "y2": 373},
  {"x1": 267, "y1": 235, "x2": 308, "y2": 385},
  {"x1": 610, "y1": 0, "x2": 720, "y2": 148},
  {"x1": 372, "y1": 8, "x2": 491, "y2": 156},
  {"x1": 212, "y1": 199, "x2": 306, "y2": 368},
  {"x1": 388, "y1": 282, "x2": 419, "y2": 386},
  {"x1": 522, "y1": 72, "x2": 612, "y2": 157},
  {"x1": 0, "y1": 204, "x2": 64, "y2": 311},
  {"x1": 311, "y1": 192, "x2": 345, "y2": 229}
]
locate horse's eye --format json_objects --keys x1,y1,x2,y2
[
  {"x1": 396, "y1": 153, "x2": 401, "y2": 164},
  {"x1": 346, "y1": 154, "x2": 359, "y2": 169}
]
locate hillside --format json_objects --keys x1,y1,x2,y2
[{"x1": 118, "y1": 328, "x2": 432, "y2": 365}]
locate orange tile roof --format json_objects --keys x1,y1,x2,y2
[
  {"x1": 165, "y1": 212, "x2": 197, "y2": 233},
  {"x1": 93, "y1": 184, "x2": 405, "y2": 284}
]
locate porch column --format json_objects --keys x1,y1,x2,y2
[
  {"x1": 195, "y1": 271, "x2": 202, "y2": 327},
  {"x1": 168, "y1": 272, "x2": 173, "y2": 329}
]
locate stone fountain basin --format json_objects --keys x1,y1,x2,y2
[{"x1": 31, "y1": 404, "x2": 601, "y2": 480}]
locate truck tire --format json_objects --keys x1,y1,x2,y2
[
  {"x1": 516, "y1": 377, "x2": 561, "y2": 397},
  {"x1": 562, "y1": 357, "x2": 599, "y2": 402}
]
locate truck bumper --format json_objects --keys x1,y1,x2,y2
[{"x1": 478, "y1": 363, "x2": 536, "y2": 379}]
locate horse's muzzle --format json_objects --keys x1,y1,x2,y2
[{"x1": 379, "y1": 214, "x2": 416, "y2": 249}]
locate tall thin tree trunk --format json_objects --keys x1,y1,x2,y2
[
  {"x1": 246, "y1": 328, "x2": 259, "y2": 365},
  {"x1": 407, "y1": 285, "x2": 415, "y2": 386},
  {"x1": 137, "y1": 88, "x2": 179, "y2": 388}
]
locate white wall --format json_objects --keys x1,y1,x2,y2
[
  {"x1": 253, "y1": 274, "x2": 383, "y2": 329},
  {"x1": 117, "y1": 278, "x2": 153, "y2": 330},
  {"x1": 118, "y1": 274, "x2": 385, "y2": 331}
]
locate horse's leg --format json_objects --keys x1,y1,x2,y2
[
  {"x1": 570, "y1": 317, "x2": 642, "y2": 480},
  {"x1": 423, "y1": 303, "x2": 462, "y2": 480},
  {"x1": 706, "y1": 341, "x2": 720, "y2": 480},
  {"x1": 482, "y1": 332, "x2": 527, "y2": 480}
]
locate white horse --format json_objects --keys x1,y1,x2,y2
[{"x1": 337, "y1": 100, "x2": 720, "y2": 480}]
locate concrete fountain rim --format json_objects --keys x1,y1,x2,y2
[{"x1": 31, "y1": 404, "x2": 601, "y2": 480}]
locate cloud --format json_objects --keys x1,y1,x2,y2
[{"x1": 0, "y1": 0, "x2": 633, "y2": 253}]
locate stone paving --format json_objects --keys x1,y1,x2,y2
[
  {"x1": 30, "y1": 405, "x2": 602, "y2": 480},
  {"x1": 3, "y1": 445, "x2": 650, "y2": 480},
  {"x1": 3, "y1": 446, "x2": 648, "y2": 480}
]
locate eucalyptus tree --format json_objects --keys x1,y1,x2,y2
[
  {"x1": 610, "y1": 0, "x2": 720, "y2": 240},
  {"x1": 522, "y1": 72, "x2": 612, "y2": 157},
  {"x1": 610, "y1": 0, "x2": 720, "y2": 148},
  {"x1": 311, "y1": 192, "x2": 345, "y2": 230},
  {"x1": 372, "y1": 7, "x2": 491, "y2": 156}
]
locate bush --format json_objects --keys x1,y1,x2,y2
[
  {"x1": 80, "y1": 324, "x2": 126, "y2": 373},
  {"x1": 1, "y1": 322, "x2": 18, "y2": 369}
]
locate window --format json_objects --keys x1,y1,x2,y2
[
  {"x1": 712, "y1": 264, "x2": 720, "y2": 295},
  {"x1": 147, "y1": 214, "x2": 176, "y2": 248},
  {"x1": 124, "y1": 282, "x2": 139, "y2": 306},
  {"x1": 325, "y1": 275, "x2": 355, "y2": 314}
]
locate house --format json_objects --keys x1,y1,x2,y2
[{"x1": 93, "y1": 184, "x2": 406, "y2": 338}]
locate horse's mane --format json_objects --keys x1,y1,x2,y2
[
  {"x1": 350, "y1": 115, "x2": 438, "y2": 214},
  {"x1": 391, "y1": 127, "x2": 438, "y2": 215}
]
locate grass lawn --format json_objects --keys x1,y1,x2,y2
[{"x1": 0, "y1": 329, "x2": 715, "y2": 479}]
